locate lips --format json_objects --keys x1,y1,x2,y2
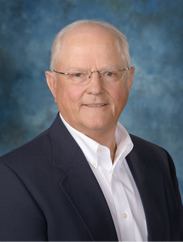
[{"x1": 84, "y1": 104, "x2": 106, "y2": 107}]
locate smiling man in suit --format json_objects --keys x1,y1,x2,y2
[{"x1": 0, "y1": 20, "x2": 183, "y2": 241}]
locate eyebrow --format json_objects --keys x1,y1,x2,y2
[{"x1": 66, "y1": 65, "x2": 122, "y2": 72}]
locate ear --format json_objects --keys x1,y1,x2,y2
[
  {"x1": 128, "y1": 66, "x2": 135, "y2": 90},
  {"x1": 45, "y1": 71, "x2": 57, "y2": 99}
]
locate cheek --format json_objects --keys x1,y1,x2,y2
[
  {"x1": 109, "y1": 83, "x2": 129, "y2": 107},
  {"x1": 68, "y1": 86, "x2": 84, "y2": 101},
  {"x1": 56, "y1": 83, "x2": 84, "y2": 106},
  {"x1": 66, "y1": 86, "x2": 85, "y2": 106}
]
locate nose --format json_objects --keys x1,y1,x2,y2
[{"x1": 86, "y1": 71, "x2": 104, "y2": 95}]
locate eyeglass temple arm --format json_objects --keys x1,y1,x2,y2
[
  {"x1": 120, "y1": 67, "x2": 129, "y2": 71},
  {"x1": 53, "y1": 70, "x2": 70, "y2": 75}
]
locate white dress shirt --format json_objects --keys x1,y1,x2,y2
[{"x1": 59, "y1": 113, "x2": 147, "y2": 241}]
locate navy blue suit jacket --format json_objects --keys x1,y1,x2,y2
[{"x1": 0, "y1": 113, "x2": 183, "y2": 241}]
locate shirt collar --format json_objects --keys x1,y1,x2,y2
[
  {"x1": 59, "y1": 113, "x2": 99, "y2": 168},
  {"x1": 59, "y1": 113, "x2": 133, "y2": 172}
]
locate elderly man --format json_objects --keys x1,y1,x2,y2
[{"x1": 0, "y1": 20, "x2": 183, "y2": 241}]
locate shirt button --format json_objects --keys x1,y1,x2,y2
[
  {"x1": 112, "y1": 174, "x2": 115, "y2": 179},
  {"x1": 122, "y1": 213, "x2": 127, "y2": 219},
  {"x1": 92, "y1": 161, "x2": 97, "y2": 167},
  {"x1": 97, "y1": 148, "x2": 102, "y2": 153}
]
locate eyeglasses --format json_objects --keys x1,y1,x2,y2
[{"x1": 53, "y1": 66, "x2": 129, "y2": 85}]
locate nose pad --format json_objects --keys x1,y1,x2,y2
[{"x1": 89, "y1": 70, "x2": 102, "y2": 79}]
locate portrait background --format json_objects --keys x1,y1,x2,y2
[{"x1": 0, "y1": 0, "x2": 183, "y2": 199}]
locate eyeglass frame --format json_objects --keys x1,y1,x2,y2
[{"x1": 53, "y1": 67, "x2": 129, "y2": 79}]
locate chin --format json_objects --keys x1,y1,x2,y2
[{"x1": 82, "y1": 120, "x2": 112, "y2": 132}]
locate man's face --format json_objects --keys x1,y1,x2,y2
[{"x1": 46, "y1": 26, "x2": 135, "y2": 138}]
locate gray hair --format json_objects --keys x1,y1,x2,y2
[{"x1": 50, "y1": 20, "x2": 131, "y2": 71}]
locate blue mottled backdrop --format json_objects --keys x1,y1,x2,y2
[{"x1": 0, "y1": 0, "x2": 183, "y2": 199}]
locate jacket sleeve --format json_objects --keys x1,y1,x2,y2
[
  {"x1": 181, "y1": 207, "x2": 183, "y2": 241},
  {"x1": 0, "y1": 161, "x2": 47, "y2": 241},
  {"x1": 166, "y1": 150, "x2": 183, "y2": 240}
]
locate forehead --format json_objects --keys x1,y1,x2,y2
[
  {"x1": 63, "y1": 25, "x2": 116, "y2": 44},
  {"x1": 58, "y1": 25, "x2": 124, "y2": 68}
]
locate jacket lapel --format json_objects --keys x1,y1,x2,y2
[
  {"x1": 49, "y1": 114, "x2": 118, "y2": 241},
  {"x1": 126, "y1": 138, "x2": 169, "y2": 241}
]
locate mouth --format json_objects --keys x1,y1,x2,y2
[{"x1": 84, "y1": 104, "x2": 107, "y2": 107}]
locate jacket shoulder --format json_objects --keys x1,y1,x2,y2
[
  {"x1": 129, "y1": 134, "x2": 182, "y2": 195},
  {"x1": 130, "y1": 134, "x2": 169, "y2": 160},
  {"x1": 0, "y1": 127, "x2": 52, "y2": 168},
  {"x1": 129, "y1": 134, "x2": 176, "y2": 176}
]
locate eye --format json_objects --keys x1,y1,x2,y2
[
  {"x1": 70, "y1": 72, "x2": 83, "y2": 77},
  {"x1": 75, "y1": 73, "x2": 83, "y2": 77},
  {"x1": 105, "y1": 71, "x2": 115, "y2": 77}
]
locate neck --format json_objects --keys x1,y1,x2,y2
[
  {"x1": 109, "y1": 139, "x2": 117, "y2": 163},
  {"x1": 84, "y1": 127, "x2": 117, "y2": 164}
]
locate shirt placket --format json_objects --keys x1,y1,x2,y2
[{"x1": 111, "y1": 165, "x2": 135, "y2": 241}]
